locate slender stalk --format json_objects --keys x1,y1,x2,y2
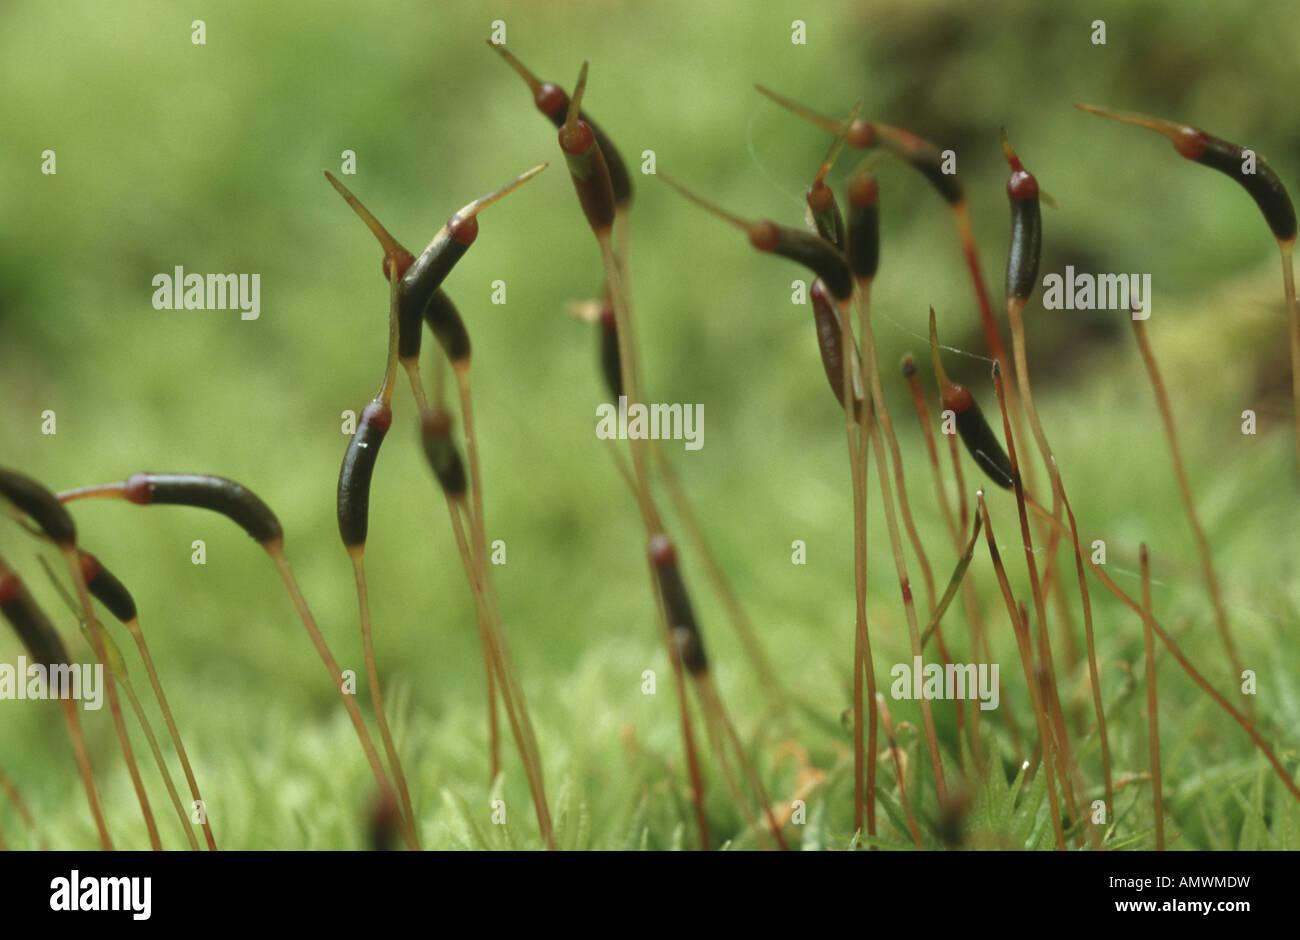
[
  {"x1": 348, "y1": 546, "x2": 419, "y2": 848},
  {"x1": 117, "y1": 619, "x2": 216, "y2": 850},
  {"x1": 651, "y1": 441, "x2": 787, "y2": 711},
  {"x1": 987, "y1": 370, "x2": 1079, "y2": 824},
  {"x1": 857, "y1": 292, "x2": 947, "y2": 804},
  {"x1": 441, "y1": 499, "x2": 500, "y2": 784},
  {"x1": 646, "y1": 568, "x2": 711, "y2": 849},
  {"x1": 1282, "y1": 240, "x2": 1300, "y2": 469},
  {"x1": 835, "y1": 288, "x2": 876, "y2": 840},
  {"x1": 596, "y1": 226, "x2": 710, "y2": 847},
  {"x1": 866, "y1": 416, "x2": 948, "y2": 803},
  {"x1": 1087, "y1": 560, "x2": 1300, "y2": 802},
  {"x1": 977, "y1": 494, "x2": 1066, "y2": 850},
  {"x1": 919, "y1": 513, "x2": 982, "y2": 650},
  {"x1": 877, "y1": 693, "x2": 924, "y2": 848},
  {"x1": 473, "y1": 545, "x2": 554, "y2": 844},
  {"x1": 1138, "y1": 545, "x2": 1165, "y2": 850},
  {"x1": 60, "y1": 546, "x2": 161, "y2": 850},
  {"x1": 444, "y1": 499, "x2": 556, "y2": 849},
  {"x1": 903, "y1": 358, "x2": 960, "y2": 544},
  {"x1": 906, "y1": 363, "x2": 991, "y2": 768},
  {"x1": 451, "y1": 363, "x2": 545, "y2": 812},
  {"x1": 266, "y1": 546, "x2": 418, "y2": 850},
  {"x1": 946, "y1": 433, "x2": 970, "y2": 532},
  {"x1": 119, "y1": 674, "x2": 200, "y2": 850},
  {"x1": 1052, "y1": 458, "x2": 1114, "y2": 823},
  {"x1": 60, "y1": 697, "x2": 113, "y2": 850},
  {"x1": 0, "y1": 768, "x2": 42, "y2": 849},
  {"x1": 695, "y1": 676, "x2": 788, "y2": 849},
  {"x1": 30, "y1": 540, "x2": 217, "y2": 850},
  {"x1": 1130, "y1": 317, "x2": 1245, "y2": 687},
  {"x1": 856, "y1": 291, "x2": 938, "y2": 612}
]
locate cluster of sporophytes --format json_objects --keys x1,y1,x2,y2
[{"x1": 2, "y1": 42, "x2": 1298, "y2": 851}]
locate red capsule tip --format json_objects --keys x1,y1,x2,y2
[
  {"x1": 847, "y1": 120, "x2": 876, "y2": 149},
  {"x1": 901, "y1": 354, "x2": 916, "y2": 378},
  {"x1": 362, "y1": 400, "x2": 393, "y2": 433},
  {"x1": 848, "y1": 173, "x2": 879, "y2": 208},
  {"x1": 422, "y1": 408, "x2": 453, "y2": 438},
  {"x1": 536, "y1": 83, "x2": 568, "y2": 119},
  {"x1": 0, "y1": 572, "x2": 20, "y2": 605},
  {"x1": 559, "y1": 119, "x2": 596, "y2": 156},
  {"x1": 942, "y1": 384, "x2": 974, "y2": 414},
  {"x1": 450, "y1": 215, "x2": 479, "y2": 246},
  {"x1": 806, "y1": 182, "x2": 835, "y2": 213},
  {"x1": 78, "y1": 551, "x2": 103, "y2": 583},
  {"x1": 1007, "y1": 169, "x2": 1038, "y2": 201},
  {"x1": 648, "y1": 533, "x2": 676, "y2": 567},
  {"x1": 124, "y1": 474, "x2": 153, "y2": 506},
  {"x1": 748, "y1": 220, "x2": 781, "y2": 252},
  {"x1": 1173, "y1": 126, "x2": 1208, "y2": 160}
]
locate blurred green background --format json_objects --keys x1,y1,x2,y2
[{"x1": 2, "y1": 0, "x2": 1299, "y2": 849}]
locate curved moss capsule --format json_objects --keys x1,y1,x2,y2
[
  {"x1": 807, "y1": 182, "x2": 846, "y2": 250},
  {"x1": 0, "y1": 571, "x2": 71, "y2": 667},
  {"x1": 0, "y1": 468, "x2": 76, "y2": 547},
  {"x1": 1076, "y1": 104, "x2": 1297, "y2": 242},
  {"x1": 1189, "y1": 134, "x2": 1297, "y2": 242},
  {"x1": 811, "y1": 279, "x2": 863, "y2": 414},
  {"x1": 420, "y1": 408, "x2": 468, "y2": 498},
  {"x1": 944, "y1": 386, "x2": 1013, "y2": 489},
  {"x1": 598, "y1": 299, "x2": 622, "y2": 401},
  {"x1": 753, "y1": 222, "x2": 853, "y2": 301},
  {"x1": 398, "y1": 219, "x2": 477, "y2": 361},
  {"x1": 554, "y1": 110, "x2": 631, "y2": 209},
  {"x1": 78, "y1": 552, "x2": 137, "y2": 623},
  {"x1": 657, "y1": 173, "x2": 850, "y2": 297},
  {"x1": 879, "y1": 127, "x2": 963, "y2": 206},
  {"x1": 488, "y1": 42, "x2": 634, "y2": 208},
  {"x1": 1003, "y1": 133, "x2": 1042, "y2": 301},
  {"x1": 560, "y1": 120, "x2": 617, "y2": 234},
  {"x1": 337, "y1": 401, "x2": 393, "y2": 548},
  {"x1": 648, "y1": 534, "x2": 708, "y2": 676},
  {"x1": 424, "y1": 289, "x2": 471, "y2": 365},
  {"x1": 123, "y1": 473, "x2": 283, "y2": 545},
  {"x1": 754, "y1": 86, "x2": 963, "y2": 206},
  {"x1": 846, "y1": 171, "x2": 881, "y2": 281}
]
